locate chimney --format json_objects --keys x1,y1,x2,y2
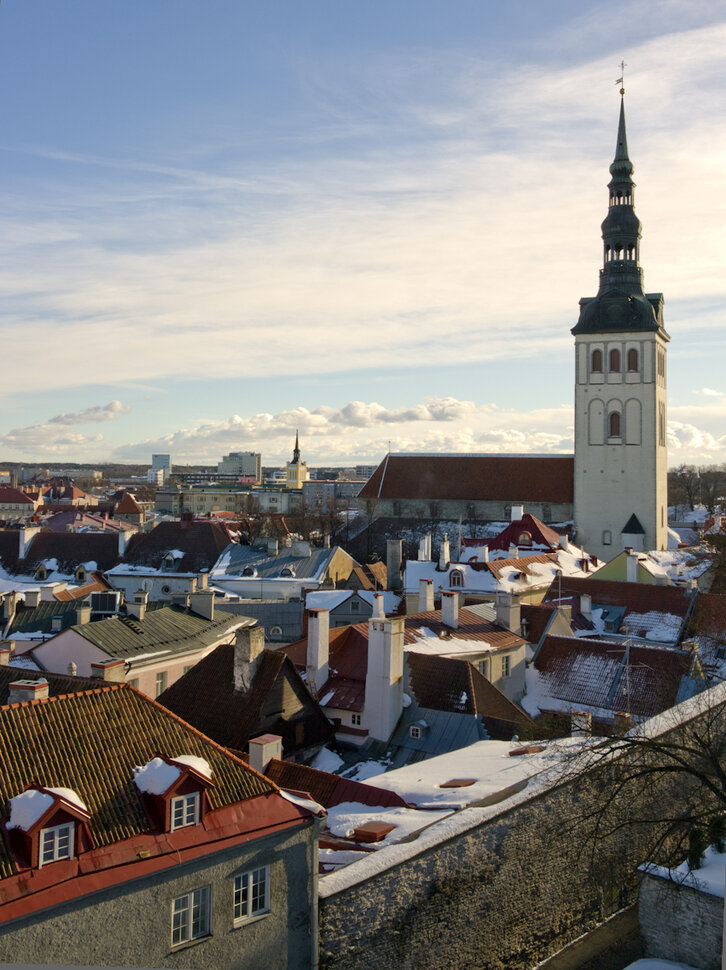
[
  {"x1": 196, "y1": 569, "x2": 209, "y2": 591},
  {"x1": 441, "y1": 591, "x2": 459, "y2": 630},
  {"x1": 418, "y1": 535, "x2": 431, "y2": 562},
  {"x1": 1, "y1": 591, "x2": 18, "y2": 621},
  {"x1": 495, "y1": 590, "x2": 521, "y2": 634},
  {"x1": 386, "y1": 540, "x2": 402, "y2": 592},
  {"x1": 508, "y1": 543, "x2": 519, "y2": 559},
  {"x1": 127, "y1": 589, "x2": 149, "y2": 621},
  {"x1": 74, "y1": 604, "x2": 91, "y2": 626},
  {"x1": 306, "y1": 609, "x2": 330, "y2": 695},
  {"x1": 372, "y1": 593, "x2": 385, "y2": 619},
  {"x1": 626, "y1": 550, "x2": 639, "y2": 583},
  {"x1": 248, "y1": 734, "x2": 282, "y2": 774},
  {"x1": 613, "y1": 712, "x2": 632, "y2": 736},
  {"x1": 41, "y1": 583, "x2": 66, "y2": 603},
  {"x1": 233, "y1": 626, "x2": 265, "y2": 692},
  {"x1": 266, "y1": 538, "x2": 278, "y2": 557},
  {"x1": 0, "y1": 643, "x2": 11, "y2": 665},
  {"x1": 418, "y1": 579, "x2": 434, "y2": 613},
  {"x1": 364, "y1": 617, "x2": 404, "y2": 742},
  {"x1": 18, "y1": 526, "x2": 40, "y2": 560},
  {"x1": 580, "y1": 593, "x2": 592, "y2": 622},
  {"x1": 511, "y1": 505, "x2": 524, "y2": 522},
  {"x1": 482, "y1": 545, "x2": 489, "y2": 563},
  {"x1": 558, "y1": 534, "x2": 569, "y2": 552},
  {"x1": 8, "y1": 679, "x2": 49, "y2": 704},
  {"x1": 67, "y1": 661, "x2": 77, "y2": 676},
  {"x1": 438, "y1": 535, "x2": 450, "y2": 570},
  {"x1": 90, "y1": 659, "x2": 125, "y2": 682},
  {"x1": 189, "y1": 591, "x2": 215, "y2": 621},
  {"x1": 570, "y1": 711, "x2": 592, "y2": 738},
  {"x1": 24, "y1": 588, "x2": 42, "y2": 608},
  {"x1": 291, "y1": 539, "x2": 311, "y2": 557},
  {"x1": 118, "y1": 528, "x2": 132, "y2": 557},
  {"x1": 323, "y1": 534, "x2": 331, "y2": 549}
]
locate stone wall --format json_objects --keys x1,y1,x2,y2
[
  {"x1": 318, "y1": 686, "x2": 726, "y2": 970},
  {"x1": 640, "y1": 871, "x2": 722, "y2": 970}
]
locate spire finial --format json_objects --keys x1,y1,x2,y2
[{"x1": 616, "y1": 59, "x2": 626, "y2": 96}]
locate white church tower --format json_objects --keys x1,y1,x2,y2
[{"x1": 573, "y1": 89, "x2": 669, "y2": 561}]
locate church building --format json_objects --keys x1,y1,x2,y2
[{"x1": 572, "y1": 90, "x2": 669, "y2": 561}]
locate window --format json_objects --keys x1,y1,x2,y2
[
  {"x1": 609, "y1": 412, "x2": 621, "y2": 437},
  {"x1": 40, "y1": 822, "x2": 74, "y2": 866},
  {"x1": 351, "y1": 713, "x2": 362, "y2": 726},
  {"x1": 172, "y1": 886, "x2": 211, "y2": 947},
  {"x1": 627, "y1": 348, "x2": 638, "y2": 371},
  {"x1": 591, "y1": 349, "x2": 603, "y2": 372},
  {"x1": 350, "y1": 600, "x2": 360, "y2": 612},
  {"x1": 501, "y1": 656, "x2": 511, "y2": 678},
  {"x1": 155, "y1": 671, "x2": 167, "y2": 697},
  {"x1": 171, "y1": 792, "x2": 199, "y2": 830},
  {"x1": 450, "y1": 570, "x2": 464, "y2": 588},
  {"x1": 517, "y1": 531, "x2": 532, "y2": 546},
  {"x1": 409, "y1": 724, "x2": 422, "y2": 739},
  {"x1": 234, "y1": 867, "x2": 270, "y2": 924},
  {"x1": 602, "y1": 530, "x2": 612, "y2": 545},
  {"x1": 609, "y1": 348, "x2": 620, "y2": 372},
  {"x1": 183, "y1": 665, "x2": 193, "y2": 675},
  {"x1": 128, "y1": 678, "x2": 139, "y2": 690}
]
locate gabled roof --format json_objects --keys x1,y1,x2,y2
[
  {"x1": 0, "y1": 666, "x2": 101, "y2": 705},
  {"x1": 0, "y1": 489, "x2": 34, "y2": 506},
  {"x1": 8, "y1": 600, "x2": 85, "y2": 637},
  {"x1": 16, "y1": 531, "x2": 120, "y2": 575},
  {"x1": 531, "y1": 636, "x2": 694, "y2": 719},
  {"x1": 214, "y1": 544, "x2": 339, "y2": 581},
  {"x1": 358, "y1": 454, "x2": 574, "y2": 503},
  {"x1": 115, "y1": 493, "x2": 143, "y2": 515},
  {"x1": 157, "y1": 643, "x2": 333, "y2": 754},
  {"x1": 121, "y1": 520, "x2": 231, "y2": 574},
  {"x1": 485, "y1": 513, "x2": 563, "y2": 552},
  {"x1": 0, "y1": 685, "x2": 277, "y2": 880},
  {"x1": 265, "y1": 759, "x2": 407, "y2": 810},
  {"x1": 64, "y1": 606, "x2": 248, "y2": 661}
]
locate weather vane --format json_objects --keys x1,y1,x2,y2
[{"x1": 616, "y1": 60, "x2": 626, "y2": 95}]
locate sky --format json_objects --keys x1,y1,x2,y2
[{"x1": 1, "y1": 0, "x2": 725, "y2": 468}]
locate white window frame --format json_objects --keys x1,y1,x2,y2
[
  {"x1": 350, "y1": 713, "x2": 361, "y2": 726},
  {"x1": 171, "y1": 792, "x2": 199, "y2": 830},
  {"x1": 234, "y1": 866, "x2": 270, "y2": 925},
  {"x1": 409, "y1": 724, "x2": 422, "y2": 740},
  {"x1": 39, "y1": 822, "x2": 74, "y2": 867},
  {"x1": 155, "y1": 671, "x2": 167, "y2": 697},
  {"x1": 171, "y1": 885, "x2": 211, "y2": 947},
  {"x1": 501, "y1": 655, "x2": 511, "y2": 678}
]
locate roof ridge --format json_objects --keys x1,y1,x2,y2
[{"x1": 1, "y1": 682, "x2": 126, "y2": 710}]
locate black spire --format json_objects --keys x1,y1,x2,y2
[
  {"x1": 572, "y1": 91, "x2": 665, "y2": 336},
  {"x1": 292, "y1": 429, "x2": 300, "y2": 464}
]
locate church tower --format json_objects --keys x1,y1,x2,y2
[
  {"x1": 285, "y1": 429, "x2": 309, "y2": 489},
  {"x1": 572, "y1": 91, "x2": 669, "y2": 561}
]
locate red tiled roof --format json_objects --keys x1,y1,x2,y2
[
  {"x1": 0, "y1": 489, "x2": 34, "y2": 506},
  {"x1": 359, "y1": 455, "x2": 574, "y2": 503},
  {"x1": 484, "y1": 513, "x2": 563, "y2": 552},
  {"x1": 115, "y1": 493, "x2": 142, "y2": 514},
  {"x1": 544, "y1": 577, "x2": 694, "y2": 622},
  {"x1": 534, "y1": 636, "x2": 691, "y2": 718}
]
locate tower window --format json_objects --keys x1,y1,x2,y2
[
  {"x1": 609, "y1": 349, "x2": 621, "y2": 372},
  {"x1": 602, "y1": 530, "x2": 612, "y2": 545},
  {"x1": 627, "y1": 348, "x2": 638, "y2": 371},
  {"x1": 591, "y1": 349, "x2": 603, "y2": 373},
  {"x1": 609, "y1": 412, "x2": 621, "y2": 437}
]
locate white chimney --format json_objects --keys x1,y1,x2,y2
[
  {"x1": 511, "y1": 505, "x2": 524, "y2": 522},
  {"x1": 571, "y1": 711, "x2": 592, "y2": 738},
  {"x1": 196, "y1": 570, "x2": 209, "y2": 590},
  {"x1": 441, "y1": 591, "x2": 459, "y2": 630},
  {"x1": 233, "y1": 626, "x2": 265, "y2": 692},
  {"x1": 438, "y1": 535, "x2": 450, "y2": 569},
  {"x1": 558, "y1": 534, "x2": 569, "y2": 552},
  {"x1": 23, "y1": 589, "x2": 41, "y2": 608},
  {"x1": 127, "y1": 589, "x2": 149, "y2": 621},
  {"x1": 626, "y1": 550, "x2": 639, "y2": 583},
  {"x1": 482, "y1": 545, "x2": 489, "y2": 563},
  {"x1": 306, "y1": 609, "x2": 330, "y2": 695},
  {"x1": 67, "y1": 661, "x2": 77, "y2": 676},
  {"x1": 372, "y1": 593, "x2": 385, "y2": 619},
  {"x1": 418, "y1": 579, "x2": 434, "y2": 613},
  {"x1": 8, "y1": 679, "x2": 49, "y2": 705},
  {"x1": 118, "y1": 528, "x2": 132, "y2": 557},
  {"x1": 364, "y1": 617, "x2": 404, "y2": 742},
  {"x1": 41, "y1": 583, "x2": 65, "y2": 603},
  {"x1": 495, "y1": 590, "x2": 520, "y2": 634},
  {"x1": 418, "y1": 535, "x2": 431, "y2": 562},
  {"x1": 0, "y1": 644, "x2": 11, "y2": 666},
  {"x1": 508, "y1": 544, "x2": 519, "y2": 559},
  {"x1": 189, "y1": 591, "x2": 215, "y2": 621},
  {"x1": 580, "y1": 593, "x2": 592, "y2": 622},
  {"x1": 248, "y1": 734, "x2": 282, "y2": 774},
  {"x1": 291, "y1": 539, "x2": 311, "y2": 557},
  {"x1": 18, "y1": 526, "x2": 40, "y2": 560}
]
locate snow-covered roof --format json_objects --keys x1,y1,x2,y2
[
  {"x1": 7, "y1": 786, "x2": 89, "y2": 831},
  {"x1": 133, "y1": 754, "x2": 212, "y2": 795},
  {"x1": 642, "y1": 845, "x2": 725, "y2": 900}
]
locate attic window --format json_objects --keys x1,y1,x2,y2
[
  {"x1": 518, "y1": 531, "x2": 532, "y2": 546},
  {"x1": 409, "y1": 725, "x2": 422, "y2": 739},
  {"x1": 450, "y1": 570, "x2": 464, "y2": 588},
  {"x1": 35, "y1": 566, "x2": 47, "y2": 581},
  {"x1": 280, "y1": 567, "x2": 295, "y2": 577},
  {"x1": 75, "y1": 567, "x2": 87, "y2": 583},
  {"x1": 41, "y1": 822, "x2": 74, "y2": 866},
  {"x1": 242, "y1": 567, "x2": 256, "y2": 577},
  {"x1": 350, "y1": 600, "x2": 360, "y2": 612},
  {"x1": 171, "y1": 792, "x2": 199, "y2": 830}
]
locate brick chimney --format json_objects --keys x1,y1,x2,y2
[
  {"x1": 0, "y1": 643, "x2": 11, "y2": 666},
  {"x1": 306, "y1": 609, "x2": 330, "y2": 695},
  {"x1": 90, "y1": 659, "x2": 125, "y2": 682},
  {"x1": 441, "y1": 591, "x2": 459, "y2": 630},
  {"x1": 8, "y1": 679, "x2": 49, "y2": 704},
  {"x1": 364, "y1": 617, "x2": 404, "y2": 742},
  {"x1": 418, "y1": 579, "x2": 434, "y2": 613},
  {"x1": 233, "y1": 626, "x2": 265, "y2": 692},
  {"x1": 196, "y1": 569, "x2": 209, "y2": 591},
  {"x1": 613, "y1": 711, "x2": 632, "y2": 735}
]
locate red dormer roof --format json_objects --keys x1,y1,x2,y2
[{"x1": 484, "y1": 513, "x2": 563, "y2": 552}]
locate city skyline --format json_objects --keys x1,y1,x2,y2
[{"x1": 1, "y1": 2, "x2": 725, "y2": 466}]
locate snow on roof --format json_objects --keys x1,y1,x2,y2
[
  {"x1": 280, "y1": 789, "x2": 326, "y2": 817},
  {"x1": 7, "y1": 786, "x2": 88, "y2": 830},
  {"x1": 172, "y1": 754, "x2": 212, "y2": 780},
  {"x1": 311, "y1": 748, "x2": 345, "y2": 773},
  {"x1": 405, "y1": 627, "x2": 491, "y2": 658},
  {"x1": 133, "y1": 757, "x2": 181, "y2": 795},
  {"x1": 642, "y1": 845, "x2": 726, "y2": 899},
  {"x1": 622, "y1": 610, "x2": 684, "y2": 644},
  {"x1": 356, "y1": 590, "x2": 401, "y2": 612},
  {"x1": 306, "y1": 590, "x2": 352, "y2": 612},
  {"x1": 325, "y1": 802, "x2": 452, "y2": 847}
]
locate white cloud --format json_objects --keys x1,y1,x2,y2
[
  {"x1": 48, "y1": 401, "x2": 131, "y2": 426},
  {"x1": 694, "y1": 387, "x2": 724, "y2": 398},
  {"x1": 0, "y1": 401, "x2": 130, "y2": 455}
]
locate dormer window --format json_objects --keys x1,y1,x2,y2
[
  {"x1": 40, "y1": 822, "x2": 74, "y2": 866},
  {"x1": 518, "y1": 531, "x2": 532, "y2": 546},
  {"x1": 280, "y1": 567, "x2": 295, "y2": 577},
  {"x1": 450, "y1": 570, "x2": 464, "y2": 588},
  {"x1": 35, "y1": 565, "x2": 47, "y2": 581},
  {"x1": 409, "y1": 725, "x2": 422, "y2": 739},
  {"x1": 242, "y1": 566, "x2": 256, "y2": 577},
  {"x1": 171, "y1": 792, "x2": 199, "y2": 830},
  {"x1": 75, "y1": 566, "x2": 87, "y2": 583}
]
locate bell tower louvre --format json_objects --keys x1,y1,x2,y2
[{"x1": 572, "y1": 84, "x2": 670, "y2": 561}]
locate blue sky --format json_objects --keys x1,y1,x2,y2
[{"x1": 1, "y1": 1, "x2": 725, "y2": 466}]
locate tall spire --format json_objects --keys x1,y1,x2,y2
[
  {"x1": 292, "y1": 429, "x2": 300, "y2": 464},
  {"x1": 598, "y1": 91, "x2": 644, "y2": 296}
]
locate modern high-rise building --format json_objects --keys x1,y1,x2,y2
[
  {"x1": 151, "y1": 454, "x2": 172, "y2": 484},
  {"x1": 217, "y1": 451, "x2": 262, "y2": 482}
]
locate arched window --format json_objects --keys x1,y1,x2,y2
[
  {"x1": 609, "y1": 348, "x2": 620, "y2": 372},
  {"x1": 602, "y1": 530, "x2": 612, "y2": 545},
  {"x1": 591, "y1": 349, "x2": 603, "y2": 372},
  {"x1": 609, "y1": 412, "x2": 621, "y2": 437},
  {"x1": 627, "y1": 348, "x2": 638, "y2": 371},
  {"x1": 449, "y1": 570, "x2": 464, "y2": 588},
  {"x1": 517, "y1": 531, "x2": 532, "y2": 546}
]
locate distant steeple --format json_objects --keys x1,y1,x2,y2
[{"x1": 292, "y1": 429, "x2": 300, "y2": 465}]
